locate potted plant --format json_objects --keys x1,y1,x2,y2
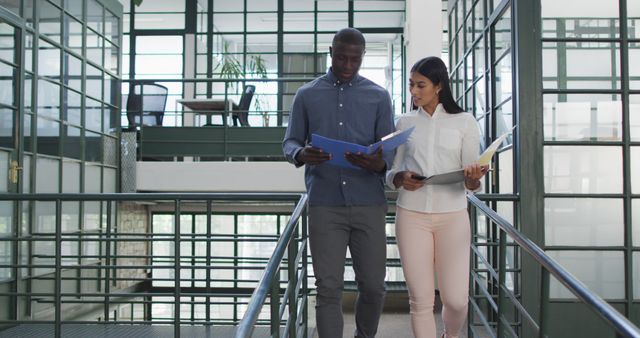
[{"x1": 247, "y1": 55, "x2": 270, "y2": 126}]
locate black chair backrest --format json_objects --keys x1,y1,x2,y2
[
  {"x1": 126, "y1": 83, "x2": 168, "y2": 128},
  {"x1": 238, "y1": 85, "x2": 255, "y2": 111}
]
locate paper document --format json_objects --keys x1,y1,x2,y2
[
  {"x1": 422, "y1": 169, "x2": 465, "y2": 185},
  {"x1": 311, "y1": 127, "x2": 415, "y2": 169},
  {"x1": 477, "y1": 125, "x2": 517, "y2": 166}
]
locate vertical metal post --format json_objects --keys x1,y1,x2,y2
[
  {"x1": 271, "y1": 275, "x2": 281, "y2": 338},
  {"x1": 302, "y1": 205, "x2": 308, "y2": 338},
  {"x1": 205, "y1": 200, "x2": 212, "y2": 323},
  {"x1": 174, "y1": 200, "x2": 181, "y2": 337},
  {"x1": 104, "y1": 200, "x2": 112, "y2": 321},
  {"x1": 54, "y1": 199, "x2": 62, "y2": 338},
  {"x1": 538, "y1": 268, "x2": 550, "y2": 338},
  {"x1": 287, "y1": 229, "x2": 297, "y2": 338},
  {"x1": 496, "y1": 228, "x2": 507, "y2": 337}
]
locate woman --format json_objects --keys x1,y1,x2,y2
[{"x1": 386, "y1": 56, "x2": 487, "y2": 338}]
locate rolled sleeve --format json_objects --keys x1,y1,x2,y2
[{"x1": 283, "y1": 91, "x2": 307, "y2": 167}]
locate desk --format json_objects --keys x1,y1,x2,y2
[{"x1": 177, "y1": 98, "x2": 237, "y2": 125}]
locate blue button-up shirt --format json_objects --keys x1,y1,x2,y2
[{"x1": 283, "y1": 69, "x2": 395, "y2": 206}]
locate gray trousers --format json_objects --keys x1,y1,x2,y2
[{"x1": 309, "y1": 205, "x2": 387, "y2": 338}]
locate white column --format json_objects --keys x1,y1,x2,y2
[{"x1": 404, "y1": 0, "x2": 443, "y2": 69}]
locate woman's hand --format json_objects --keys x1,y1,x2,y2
[
  {"x1": 393, "y1": 171, "x2": 425, "y2": 191},
  {"x1": 463, "y1": 163, "x2": 489, "y2": 190}
]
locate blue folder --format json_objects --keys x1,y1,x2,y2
[{"x1": 311, "y1": 126, "x2": 415, "y2": 169}]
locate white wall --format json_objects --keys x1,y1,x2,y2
[
  {"x1": 136, "y1": 161, "x2": 306, "y2": 192},
  {"x1": 404, "y1": 0, "x2": 443, "y2": 69}
]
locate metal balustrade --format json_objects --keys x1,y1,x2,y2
[
  {"x1": 467, "y1": 195, "x2": 640, "y2": 338},
  {"x1": 0, "y1": 193, "x2": 308, "y2": 338}
]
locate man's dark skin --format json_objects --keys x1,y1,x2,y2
[{"x1": 295, "y1": 32, "x2": 387, "y2": 173}]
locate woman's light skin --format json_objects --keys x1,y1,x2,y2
[{"x1": 393, "y1": 72, "x2": 487, "y2": 191}]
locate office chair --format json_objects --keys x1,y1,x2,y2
[
  {"x1": 231, "y1": 84, "x2": 255, "y2": 127},
  {"x1": 125, "y1": 83, "x2": 168, "y2": 129}
]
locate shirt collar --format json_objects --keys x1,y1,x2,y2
[
  {"x1": 326, "y1": 67, "x2": 360, "y2": 86},
  {"x1": 418, "y1": 103, "x2": 446, "y2": 118}
]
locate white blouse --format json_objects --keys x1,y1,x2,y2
[{"x1": 386, "y1": 104, "x2": 482, "y2": 213}]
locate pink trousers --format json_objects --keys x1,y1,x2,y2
[{"x1": 395, "y1": 207, "x2": 470, "y2": 338}]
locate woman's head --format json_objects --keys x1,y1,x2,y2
[{"x1": 410, "y1": 56, "x2": 463, "y2": 114}]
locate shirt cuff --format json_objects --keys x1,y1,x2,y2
[
  {"x1": 291, "y1": 147, "x2": 304, "y2": 167},
  {"x1": 385, "y1": 169, "x2": 398, "y2": 190}
]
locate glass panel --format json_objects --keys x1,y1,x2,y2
[
  {"x1": 542, "y1": 42, "x2": 620, "y2": 90},
  {"x1": 36, "y1": 118, "x2": 60, "y2": 156},
  {"x1": 105, "y1": 40, "x2": 118, "y2": 74},
  {"x1": 494, "y1": 53, "x2": 511, "y2": 104},
  {"x1": 355, "y1": 11, "x2": 402, "y2": 29},
  {"x1": 547, "y1": 250, "x2": 624, "y2": 299},
  {"x1": 64, "y1": 14, "x2": 83, "y2": 54},
  {"x1": 87, "y1": 34, "x2": 103, "y2": 67},
  {"x1": 86, "y1": 98, "x2": 101, "y2": 131},
  {"x1": 64, "y1": 88, "x2": 82, "y2": 126},
  {"x1": 632, "y1": 147, "x2": 640, "y2": 195},
  {"x1": 65, "y1": 0, "x2": 84, "y2": 20},
  {"x1": 62, "y1": 160, "x2": 80, "y2": 193},
  {"x1": 632, "y1": 95, "x2": 640, "y2": 141},
  {"x1": 86, "y1": 64, "x2": 102, "y2": 100},
  {"x1": 633, "y1": 199, "x2": 640, "y2": 247},
  {"x1": 0, "y1": 151, "x2": 8, "y2": 192},
  {"x1": 105, "y1": 10, "x2": 119, "y2": 44},
  {"x1": 85, "y1": 131, "x2": 102, "y2": 163},
  {"x1": 61, "y1": 201, "x2": 80, "y2": 232},
  {"x1": 630, "y1": 2, "x2": 640, "y2": 39},
  {"x1": 247, "y1": 0, "x2": 275, "y2": 11},
  {"x1": 104, "y1": 167, "x2": 116, "y2": 193},
  {"x1": 541, "y1": 0, "x2": 619, "y2": 38},
  {"x1": 630, "y1": 42, "x2": 640, "y2": 91},
  {"x1": 25, "y1": 32, "x2": 33, "y2": 72},
  {"x1": 63, "y1": 126, "x2": 81, "y2": 159},
  {"x1": 0, "y1": 62, "x2": 15, "y2": 107},
  {"x1": 544, "y1": 146, "x2": 622, "y2": 194},
  {"x1": 87, "y1": 0, "x2": 103, "y2": 34},
  {"x1": 318, "y1": 11, "x2": 349, "y2": 32},
  {"x1": 86, "y1": 24, "x2": 99, "y2": 63},
  {"x1": 40, "y1": 0, "x2": 62, "y2": 44},
  {"x1": 35, "y1": 157, "x2": 59, "y2": 193},
  {"x1": 543, "y1": 94, "x2": 622, "y2": 141},
  {"x1": 634, "y1": 251, "x2": 640, "y2": 300},
  {"x1": 135, "y1": 14, "x2": 184, "y2": 30},
  {"x1": 497, "y1": 148, "x2": 513, "y2": 194},
  {"x1": 23, "y1": 114, "x2": 32, "y2": 153},
  {"x1": 22, "y1": 155, "x2": 30, "y2": 193},
  {"x1": 494, "y1": 10, "x2": 511, "y2": 58},
  {"x1": 212, "y1": 14, "x2": 243, "y2": 32},
  {"x1": 247, "y1": 13, "x2": 276, "y2": 32},
  {"x1": 545, "y1": 198, "x2": 623, "y2": 246},
  {"x1": 39, "y1": 39, "x2": 60, "y2": 80},
  {"x1": 64, "y1": 52, "x2": 82, "y2": 91},
  {"x1": 0, "y1": 22, "x2": 16, "y2": 64},
  {"x1": 37, "y1": 80, "x2": 60, "y2": 119},
  {"x1": 282, "y1": 0, "x2": 311, "y2": 11}
]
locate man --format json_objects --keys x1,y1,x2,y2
[{"x1": 283, "y1": 28, "x2": 395, "y2": 338}]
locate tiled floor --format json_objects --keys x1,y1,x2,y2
[{"x1": 308, "y1": 294, "x2": 479, "y2": 338}]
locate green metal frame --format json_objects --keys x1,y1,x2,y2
[{"x1": 0, "y1": 192, "x2": 309, "y2": 338}]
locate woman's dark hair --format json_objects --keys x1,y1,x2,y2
[{"x1": 410, "y1": 56, "x2": 464, "y2": 114}]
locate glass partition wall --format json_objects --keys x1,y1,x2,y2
[
  {"x1": 0, "y1": 0, "x2": 122, "y2": 326},
  {"x1": 122, "y1": 0, "x2": 405, "y2": 127},
  {"x1": 449, "y1": 0, "x2": 639, "y2": 336}
]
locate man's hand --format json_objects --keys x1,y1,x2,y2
[
  {"x1": 296, "y1": 146, "x2": 331, "y2": 165},
  {"x1": 345, "y1": 147, "x2": 386, "y2": 173}
]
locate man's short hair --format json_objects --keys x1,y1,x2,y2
[{"x1": 332, "y1": 27, "x2": 366, "y2": 47}]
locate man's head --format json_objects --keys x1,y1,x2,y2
[{"x1": 330, "y1": 28, "x2": 366, "y2": 83}]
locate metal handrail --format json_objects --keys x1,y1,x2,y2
[
  {"x1": 236, "y1": 193, "x2": 308, "y2": 338},
  {"x1": 467, "y1": 194, "x2": 640, "y2": 338}
]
